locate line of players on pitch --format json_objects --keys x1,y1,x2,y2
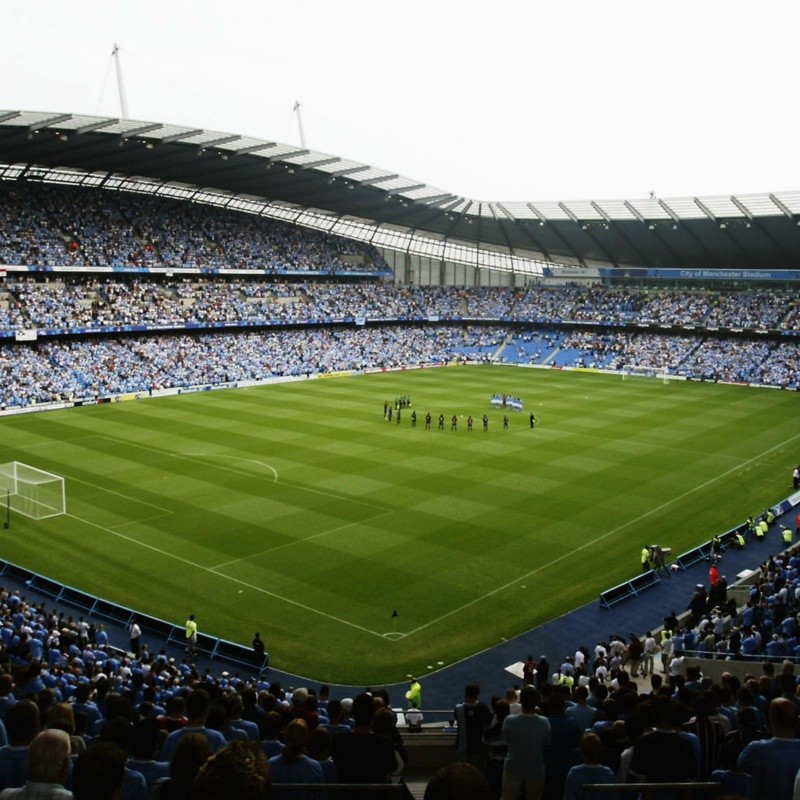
[{"x1": 383, "y1": 400, "x2": 536, "y2": 431}]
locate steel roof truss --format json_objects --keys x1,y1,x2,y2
[
  {"x1": 694, "y1": 198, "x2": 717, "y2": 222},
  {"x1": 158, "y1": 129, "x2": 204, "y2": 144},
  {"x1": 74, "y1": 118, "x2": 120, "y2": 135},
  {"x1": 119, "y1": 123, "x2": 163, "y2": 140},
  {"x1": 27, "y1": 114, "x2": 71, "y2": 132},
  {"x1": 769, "y1": 193, "x2": 795, "y2": 220},
  {"x1": 234, "y1": 142, "x2": 278, "y2": 156},
  {"x1": 197, "y1": 135, "x2": 240, "y2": 150}
]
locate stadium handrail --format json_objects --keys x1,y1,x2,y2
[{"x1": 599, "y1": 499, "x2": 793, "y2": 608}]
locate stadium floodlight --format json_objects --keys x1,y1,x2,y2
[{"x1": 0, "y1": 462, "x2": 66, "y2": 523}]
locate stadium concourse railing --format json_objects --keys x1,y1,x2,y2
[
  {"x1": 599, "y1": 492, "x2": 800, "y2": 610},
  {"x1": 0, "y1": 560, "x2": 268, "y2": 672}
]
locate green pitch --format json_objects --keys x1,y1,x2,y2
[{"x1": 1, "y1": 366, "x2": 797, "y2": 684}]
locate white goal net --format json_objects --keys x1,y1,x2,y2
[
  {"x1": 0, "y1": 462, "x2": 66, "y2": 520},
  {"x1": 621, "y1": 366, "x2": 672, "y2": 384}
]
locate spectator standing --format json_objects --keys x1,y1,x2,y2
[
  {"x1": 629, "y1": 695, "x2": 698, "y2": 787},
  {"x1": 739, "y1": 697, "x2": 800, "y2": 800},
  {"x1": 268, "y1": 718, "x2": 323, "y2": 800},
  {"x1": 159, "y1": 690, "x2": 226, "y2": 761},
  {"x1": 184, "y1": 615, "x2": 197, "y2": 657},
  {"x1": 329, "y1": 693, "x2": 396, "y2": 799},
  {"x1": 405, "y1": 679, "x2": 422, "y2": 710},
  {"x1": 543, "y1": 692, "x2": 580, "y2": 800},
  {"x1": 0, "y1": 701, "x2": 40, "y2": 791},
  {"x1": 192, "y1": 740, "x2": 271, "y2": 800},
  {"x1": 127, "y1": 719, "x2": 169, "y2": 794},
  {"x1": 0, "y1": 729, "x2": 71, "y2": 800},
  {"x1": 563, "y1": 732, "x2": 618, "y2": 800},
  {"x1": 454, "y1": 684, "x2": 492, "y2": 770},
  {"x1": 128, "y1": 619, "x2": 141, "y2": 657},
  {"x1": 72, "y1": 743, "x2": 125, "y2": 800},
  {"x1": 252, "y1": 633, "x2": 265, "y2": 668},
  {"x1": 501, "y1": 686, "x2": 551, "y2": 800},
  {"x1": 152, "y1": 733, "x2": 211, "y2": 800},
  {"x1": 424, "y1": 762, "x2": 491, "y2": 800}
]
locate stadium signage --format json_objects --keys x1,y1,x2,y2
[{"x1": 598, "y1": 267, "x2": 800, "y2": 281}]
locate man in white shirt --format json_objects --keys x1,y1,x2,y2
[{"x1": 129, "y1": 619, "x2": 142, "y2": 657}]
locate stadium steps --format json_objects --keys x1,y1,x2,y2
[
  {"x1": 491, "y1": 333, "x2": 514, "y2": 361},
  {"x1": 540, "y1": 346, "x2": 560, "y2": 364}
]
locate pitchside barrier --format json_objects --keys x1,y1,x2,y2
[
  {"x1": 0, "y1": 561, "x2": 268, "y2": 672},
  {"x1": 599, "y1": 498, "x2": 794, "y2": 610}
]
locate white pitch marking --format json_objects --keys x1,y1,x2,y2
[
  {"x1": 209, "y1": 513, "x2": 392, "y2": 570},
  {"x1": 184, "y1": 453, "x2": 278, "y2": 481},
  {"x1": 63, "y1": 475, "x2": 174, "y2": 514},
  {"x1": 64, "y1": 512, "x2": 384, "y2": 639},
  {"x1": 404, "y1": 431, "x2": 800, "y2": 637},
  {"x1": 97, "y1": 435, "x2": 393, "y2": 513},
  {"x1": 111, "y1": 513, "x2": 173, "y2": 530}
]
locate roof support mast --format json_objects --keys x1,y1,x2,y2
[
  {"x1": 112, "y1": 43, "x2": 129, "y2": 119},
  {"x1": 293, "y1": 101, "x2": 307, "y2": 149}
]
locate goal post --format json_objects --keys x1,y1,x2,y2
[
  {"x1": 621, "y1": 367, "x2": 672, "y2": 384},
  {"x1": 0, "y1": 462, "x2": 66, "y2": 520}
]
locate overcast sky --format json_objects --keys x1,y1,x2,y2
[{"x1": 2, "y1": 1, "x2": 798, "y2": 203}]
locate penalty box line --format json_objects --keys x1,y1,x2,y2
[
  {"x1": 209, "y1": 511, "x2": 394, "y2": 570},
  {"x1": 98, "y1": 435, "x2": 395, "y2": 514},
  {"x1": 405, "y1": 430, "x2": 800, "y2": 638},
  {"x1": 65, "y1": 474, "x2": 175, "y2": 515},
  {"x1": 64, "y1": 512, "x2": 384, "y2": 640}
]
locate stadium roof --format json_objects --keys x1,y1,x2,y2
[{"x1": 2, "y1": 109, "x2": 800, "y2": 273}]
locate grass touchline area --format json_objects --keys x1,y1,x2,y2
[{"x1": 0, "y1": 366, "x2": 796, "y2": 684}]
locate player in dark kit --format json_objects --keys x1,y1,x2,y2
[
  {"x1": 425, "y1": 412, "x2": 431, "y2": 430},
  {"x1": 530, "y1": 412, "x2": 536, "y2": 428},
  {"x1": 451, "y1": 414, "x2": 458, "y2": 431},
  {"x1": 467, "y1": 416, "x2": 473, "y2": 431},
  {"x1": 503, "y1": 415, "x2": 509, "y2": 430},
  {"x1": 438, "y1": 414, "x2": 444, "y2": 430},
  {"x1": 411, "y1": 410, "x2": 417, "y2": 427},
  {"x1": 483, "y1": 414, "x2": 489, "y2": 431}
]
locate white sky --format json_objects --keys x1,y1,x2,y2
[{"x1": 2, "y1": 1, "x2": 799, "y2": 203}]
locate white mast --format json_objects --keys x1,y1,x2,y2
[
  {"x1": 112, "y1": 43, "x2": 130, "y2": 119},
  {"x1": 294, "y1": 100, "x2": 307, "y2": 149}
]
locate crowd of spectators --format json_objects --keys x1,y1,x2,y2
[
  {"x1": 5, "y1": 528, "x2": 800, "y2": 800},
  {"x1": 2, "y1": 180, "x2": 800, "y2": 401},
  {"x1": 0, "y1": 183, "x2": 388, "y2": 273},
  {"x1": 0, "y1": 579, "x2": 529, "y2": 799},
  {"x1": 440, "y1": 528, "x2": 800, "y2": 800},
  {"x1": 3, "y1": 275, "x2": 800, "y2": 334},
  {"x1": 0, "y1": 326, "x2": 479, "y2": 407},
  {"x1": 1, "y1": 322, "x2": 799, "y2": 408}
]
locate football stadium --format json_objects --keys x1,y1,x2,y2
[{"x1": 2, "y1": 17, "x2": 800, "y2": 797}]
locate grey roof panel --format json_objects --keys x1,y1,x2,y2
[{"x1": 1, "y1": 109, "x2": 799, "y2": 271}]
